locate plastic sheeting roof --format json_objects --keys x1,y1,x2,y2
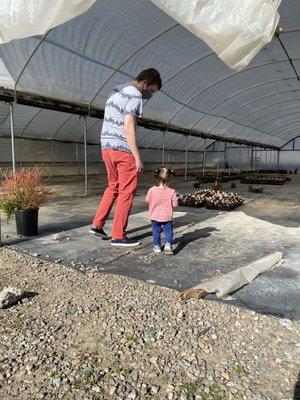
[{"x1": 0, "y1": 0, "x2": 299, "y2": 150}]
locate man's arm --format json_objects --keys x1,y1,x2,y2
[{"x1": 124, "y1": 114, "x2": 143, "y2": 173}]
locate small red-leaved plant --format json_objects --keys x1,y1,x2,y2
[{"x1": 0, "y1": 167, "x2": 50, "y2": 219}]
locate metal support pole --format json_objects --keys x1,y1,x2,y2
[
  {"x1": 202, "y1": 139, "x2": 206, "y2": 178},
  {"x1": 276, "y1": 150, "x2": 280, "y2": 174},
  {"x1": 10, "y1": 104, "x2": 16, "y2": 173},
  {"x1": 270, "y1": 150, "x2": 273, "y2": 172},
  {"x1": 249, "y1": 147, "x2": 251, "y2": 172},
  {"x1": 217, "y1": 144, "x2": 220, "y2": 181},
  {"x1": 239, "y1": 144, "x2": 242, "y2": 172},
  {"x1": 255, "y1": 147, "x2": 257, "y2": 173},
  {"x1": 75, "y1": 144, "x2": 80, "y2": 175},
  {"x1": 250, "y1": 146, "x2": 254, "y2": 172},
  {"x1": 162, "y1": 131, "x2": 165, "y2": 165},
  {"x1": 259, "y1": 147, "x2": 262, "y2": 172},
  {"x1": 51, "y1": 140, "x2": 54, "y2": 175},
  {"x1": 224, "y1": 142, "x2": 227, "y2": 170},
  {"x1": 184, "y1": 134, "x2": 189, "y2": 181},
  {"x1": 83, "y1": 117, "x2": 88, "y2": 196},
  {"x1": 18, "y1": 136, "x2": 22, "y2": 168}
]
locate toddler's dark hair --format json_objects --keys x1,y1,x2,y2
[{"x1": 154, "y1": 166, "x2": 175, "y2": 185}]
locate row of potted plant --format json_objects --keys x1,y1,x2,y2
[
  {"x1": 0, "y1": 167, "x2": 49, "y2": 236},
  {"x1": 240, "y1": 175, "x2": 288, "y2": 185},
  {"x1": 177, "y1": 188, "x2": 244, "y2": 211}
]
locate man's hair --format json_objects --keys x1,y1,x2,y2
[{"x1": 135, "y1": 68, "x2": 162, "y2": 90}]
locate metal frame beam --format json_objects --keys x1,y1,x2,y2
[
  {"x1": 226, "y1": 99, "x2": 300, "y2": 126},
  {"x1": 189, "y1": 77, "x2": 296, "y2": 134},
  {"x1": 184, "y1": 134, "x2": 189, "y2": 181},
  {"x1": 167, "y1": 60, "x2": 291, "y2": 126},
  {"x1": 88, "y1": 24, "x2": 178, "y2": 109},
  {"x1": 0, "y1": 89, "x2": 278, "y2": 149},
  {"x1": 280, "y1": 135, "x2": 300, "y2": 149},
  {"x1": 83, "y1": 117, "x2": 88, "y2": 196},
  {"x1": 225, "y1": 89, "x2": 300, "y2": 119},
  {"x1": 9, "y1": 104, "x2": 16, "y2": 173},
  {"x1": 14, "y1": 31, "x2": 52, "y2": 101}
]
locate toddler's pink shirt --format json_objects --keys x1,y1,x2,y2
[{"x1": 146, "y1": 185, "x2": 178, "y2": 222}]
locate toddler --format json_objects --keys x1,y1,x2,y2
[{"x1": 146, "y1": 167, "x2": 178, "y2": 254}]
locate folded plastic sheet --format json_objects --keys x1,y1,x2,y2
[
  {"x1": 181, "y1": 251, "x2": 283, "y2": 299},
  {"x1": 0, "y1": 0, "x2": 96, "y2": 44},
  {"x1": 150, "y1": 0, "x2": 282, "y2": 71}
]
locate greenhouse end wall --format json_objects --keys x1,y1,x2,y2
[
  {"x1": 1, "y1": 138, "x2": 299, "y2": 176},
  {"x1": 0, "y1": 138, "x2": 203, "y2": 176}
]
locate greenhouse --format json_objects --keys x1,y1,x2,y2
[{"x1": 0, "y1": 1, "x2": 299, "y2": 398}]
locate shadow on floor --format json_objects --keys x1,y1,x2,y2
[
  {"x1": 2, "y1": 291, "x2": 38, "y2": 309},
  {"x1": 174, "y1": 227, "x2": 219, "y2": 255},
  {"x1": 130, "y1": 212, "x2": 219, "y2": 242},
  {"x1": 294, "y1": 372, "x2": 300, "y2": 400},
  {"x1": 3, "y1": 219, "x2": 92, "y2": 246}
]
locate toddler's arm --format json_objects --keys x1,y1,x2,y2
[
  {"x1": 172, "y1": 191, "x2": 178, "y2": 208},
  {"x1": 146, "y1": 188, "x2": 152, "y2": 203}
]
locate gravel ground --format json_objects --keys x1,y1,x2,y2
[{"x1": 0, "y1": 247, "x2": 299, "y2": 400}]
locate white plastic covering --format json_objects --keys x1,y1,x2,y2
[
  {"x1": 0, "y1": 0, "x2": 96, "y2": 44},
  {"x1": 181, "y1": 251, "x2": 283, "y2": 299},
  {"x1": 151, "y1": 0, "x2": 281, "y2": 71},
  {"x1": 0, "y1": 0, "x2": 299, "y2": 150},
  {"x1": 0, "y1": 58, "x2": 14, "y2": 87}
]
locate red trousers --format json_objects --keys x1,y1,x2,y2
[{"x1": 92, "y1": 149, "x2": 138, "y2": 239}]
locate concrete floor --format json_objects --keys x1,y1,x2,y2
[{"x1": 1, "y1": 172, "x2": 300, "y2": 319}]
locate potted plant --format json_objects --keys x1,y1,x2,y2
[
  {"x1": 0, "y1": 167, "x2": 50, "y2": 236},
  {"x1": 249, "y1": 184, "x2": 264, "y2": 193}
]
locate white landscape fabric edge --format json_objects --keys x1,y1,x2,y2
[
  {"x1": 150, "y1": 0, "x2": 282, "y2": 71},
  {"x1": 193, "y1": 251, "x2": 283, "y2": 298},
  {"x1": 0, "y1": 0, "x2": 96, "y2": 44}
]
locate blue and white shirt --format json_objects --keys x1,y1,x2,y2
[{"x1": 101, "y1": 83, "x2": 143, "y2": 153}]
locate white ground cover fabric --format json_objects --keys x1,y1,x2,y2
[{"x1": 182, "y1": 251, "x2": 283, "y2": 298}]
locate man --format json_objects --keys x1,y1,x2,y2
[{"x1": 89, "y1": 68, "x2": 162, "y2": 246}]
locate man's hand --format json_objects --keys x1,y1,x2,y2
[
  {"x1": 124, "y1": 115, "x2": 143, "y2": 174},
  {"x1": 135, "y1": 156, "x2": 143, "y2": 174}
]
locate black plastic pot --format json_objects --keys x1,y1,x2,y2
[{"x1": 15, "y1": 208, "x2": 38, "y2": 236}]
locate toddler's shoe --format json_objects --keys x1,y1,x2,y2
[
  {"x1": 164, "y1": 244, "x2": 173, "y2": 255},
  {"x1": 153, "y1": 245, "x2": 162, "y2": 253}
]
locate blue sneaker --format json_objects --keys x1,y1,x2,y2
[{"x1": 111, "y1": 238, "x2": 140, "y2": 247}]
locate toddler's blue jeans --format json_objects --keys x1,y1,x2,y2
[{"x1": 151, "y1": 220, "x2": 173, "y2": 247}]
